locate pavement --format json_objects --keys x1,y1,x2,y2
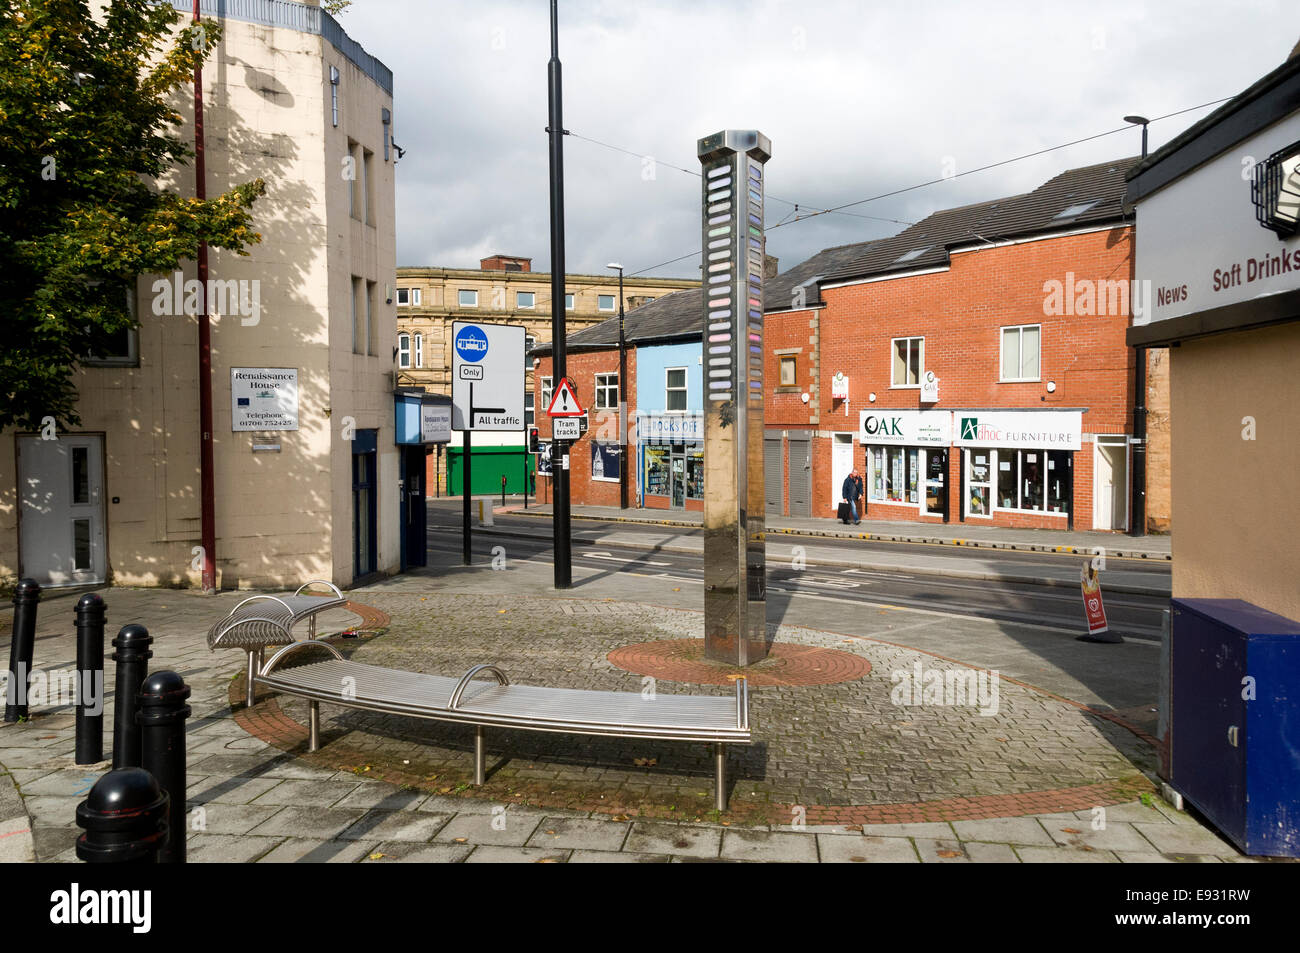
[
  {"x1": 0, "y1": 544, "x2": 1267, "y2": 864},
  {"x1": 486, "y1": 503, "x2": 1171, "y2": 596}
]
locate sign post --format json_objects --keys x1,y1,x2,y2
[
  {"x1": 699, "y1": 129, "x2": 771, "y2": 666},
  {"x1": 452, "y1": 321, "x2": 525, "y2": 566}
]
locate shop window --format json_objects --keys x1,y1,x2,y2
[
  {"x1": 666, "y1": 367, "x2": 687, "y2": 411},
  {"x1": 397, "y1": 333, "x2": 411, "y2": 368},
  {"x1": 595, "y1": 373, "x2": 619, "y2": 410},
  {"x1": 686, "y1": 449, "x2": 704, "y2": 500},
  {"x1": 891, "y1": 337, "x2": 923, "y2": 387},
  {"x1": 992, "y1": 448, "x2": 1070, "y2": 513},
  {"x1": 645, "y1": 446, "x2": 670, "y2": 496},
  {"x1": 867, "y1": 446, "x2": 918, "y2": 503},
  {"x1": 1001, "y1": 325, "x2": 1041, "y2": 381},
  {"x1": 779, "y1": 355, "x2": 796, "y2": 386}
]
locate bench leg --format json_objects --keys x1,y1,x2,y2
[
  {"x1": 474, "y1": 726, "x2": 486, "y2": 785},
  {"x1": 308, "y1": 701, "x2": 320, "y2": 752},
  {"x1": 715, "y1": 743, "x2": 727, "y2": 812},
  {"x1": 245, "y1": 650, "x2": 258, "y2": 708}
]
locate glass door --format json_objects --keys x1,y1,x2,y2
[
  {"x1": 923, "y1": 449, "x2": 947, "y2": 517},
  {"x1": 967, "y1": 449, "x2": 992, "y2": 517},
  {"x1": 671, "y1": 453, "x2": 686, "y2": 507}
]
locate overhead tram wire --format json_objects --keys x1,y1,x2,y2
[{"x1": 617, "y1": 96, "x2": 1233, "y2": 278}]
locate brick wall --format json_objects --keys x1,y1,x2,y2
[{"x1": 812, "y1": 226, "x2": 1137, "y2": 530}]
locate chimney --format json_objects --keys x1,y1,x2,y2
[
  {"x1": 480, "y1": 255, "x2": 532, "y2": 273},
  {"x1": 763, "y1": 255, "x2": 779, "y2": 280}
]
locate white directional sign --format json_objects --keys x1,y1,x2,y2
[
  {"x1": 552, "y1": 417, "x2": 582, "y2": 440},
  {"x1": 451, "y1": 321, "x2": 526, "y2": 431}
]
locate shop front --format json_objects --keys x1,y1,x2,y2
[
  {"x1": 952, "y1": 411, "x2": 1080, "y2": 527},
  {"x1": 859, "y1": 410, "x2": 952, "y2": 520},
  {"x1": 638, "y1": 412, "x2": 704, "y2": 510}
]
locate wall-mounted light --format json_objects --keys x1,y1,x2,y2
[
  {"x1": 868, "y1": 392, "x2": 877, "y2": 403},
  {"x1": 381, "y1": 107, "x2": 392, "y2": 161},
  {"x1": 329, "y1": 66, "x2": 339, "y2": 128},
  {"x1": 1046, "y1": 380, "x2": 1057, "y2": 393},
  {"x1": 800, "y1": 392, "x2": 809, "y2": 403}
]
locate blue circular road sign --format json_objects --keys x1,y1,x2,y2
[{"x1": 454, "y1": 325, "x2": 489, "y2": 362}]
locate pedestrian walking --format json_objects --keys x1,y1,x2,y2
[{"x1": 840, "y1": 468, "x2": 864, "y2": 525}]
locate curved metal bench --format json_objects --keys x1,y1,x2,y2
[
  {"x1": 255, "y1": 641, "x2": 752, "y2": 810},
  {"x1": 206, "y1": 581, "x2": 348, "y2": 707}
]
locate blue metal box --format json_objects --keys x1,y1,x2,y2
[{"x1": 1170, "y1": 598, "x2": 1300, "y2": 857}]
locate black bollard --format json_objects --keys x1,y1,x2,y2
[
  {"x1": 75, "y1": 767, "x2": 168, "y2": 863},
  {"x1": 4, "y1": 578, "x2": 41, "y2": 723},
  {"x1": 138, "y1": 670, "x2": 191, "y2": 864},
  {"x1": 75, "y1": 593, "x2": 107, "y2": 764},
  {"x1": 111, "y1": 624, "x2": 152, "y2": 769}
]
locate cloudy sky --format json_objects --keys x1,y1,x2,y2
[{"x1": 352, "y1": 0, "x2": 1299, "y2": 279}]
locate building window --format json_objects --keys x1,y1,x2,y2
[
  {"x1": 351, "y1": 277, "x2": 364, "y2": 354},
  {"x1": 541, "y1": 376, "x2": 553, "y2": 413},
  {"x1": 525, "y1": 392, "x2": 535, "y2": 428},
  {"x1": 329, "y1": 65, "x2": 339, "y2": 127},
  {"x1": 779, "y1": 355, "x2": 796, "y2": 386},
  {"x1": 592, "y1": 442, "x2": 620, "y2": 482},
  {"x1": 565, "y1": 293, "x2": 575, "y2": 311},
  {"x1": 666, "y1": 367, "x2": 687, "y2": 411},
  {"x1": 516, "y1": 291, "x2": 535, "y2": 309},
  {"x1": 891, "y1": 337, "x2": 923, "y2": 387},
  {"x1": 595, "y1": 373, "x2": 619, "y2": 410},
  {"x1": 348, "y1": 140, "x2": 362, "y2": 220},
  {"x1": 397, "y1": 287, "x2": 409, "y2": 305},
  {"x1": 362, "y1": 148, "x2": 375, "y2": 225},
  {"x1": 397, "y1": 333, "x2": 411, "y2": 368},
  {"x1": 410, "y1": 287, "x2": 421, "y2": 306},
  {"x1": 989, "y1": 449, "x2": 1070, "y2": 513},
  {"x1": 1001, "y1": 325, "x2": 1041, "y2": 381},
  {"x1": 365, "y1": 280, "x2": 376, "y2": 355},
  {"x1": 867, "y1": 446, "x2": 919, "y2": 504},
  {"x1": 83, "y1": 285, "x2": 140, "y2": 367},
  {"x1": 598, "y1": 294, "x2": 616, "y2": 312},
  {"x1": 459, "y1": 289, "x2": 478, "y2": 308},
  {"x1": 414, "y1": 332, "x2": 423, "y2": 368},
  {"x1": 524, "y1": 335, "x2": 537, "y2": 367}
]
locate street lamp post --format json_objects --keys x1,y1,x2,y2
[
  {"x1": 1124, "y1": 114, "x2": 1150, "y2": 537},
  {"x1": 607, "y1": 262, "x2": 628, "y2": 510}
]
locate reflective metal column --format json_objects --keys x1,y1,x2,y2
[{"x1": 698, "y1": 130, "x2": 771, "y2": 665}]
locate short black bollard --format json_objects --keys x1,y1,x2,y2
[
  {"x1": 501, "y1": 473, "x2": 507, "y2": 508},
  {"x1": 111, "y1": 624, "x2": 152, "y2": 769},
  {"x1": 138, "y1": 670, "x2": 191, "y2": 864},
  {"x1": 75, "y1": 767, "x2": 169, "y2": 863},
  {"x1": 75, "y1": 593, "x2": 107, "y2": 764},
  {"x1": 3, "y1": 578, "x2": 41, "y2": 723}
]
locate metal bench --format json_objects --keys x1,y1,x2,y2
[
  {"x1": 255, "y1": 640, "x2": 752, "y2": 810},
  {"x1": 206, "y1": 581, "x2": 348, "y2": 707}
]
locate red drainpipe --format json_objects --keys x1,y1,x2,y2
[{"x1": 194, "y1": 0, "x2": 217, "y2": 592}]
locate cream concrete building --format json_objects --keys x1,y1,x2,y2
[
  {"x1": 394, "y1": 257, "x2": 696, "y2": 494},
  {"x1": 0, "y1": 0, "x2": 399, "y2": 590}
]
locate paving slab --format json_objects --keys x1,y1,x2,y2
[
  {"x1": 435, "y1": 812, "x2": 542, "y2": 847},
  {"x1": 333, "y1": 783, "x2": 427, "y2": 812},
  {"x1": 570, "y1": 849, "x2": 671, "y2": 863},
  {"x1": 248, "y1": 805, "x2": 367, "y2": 840},
  {"x1": 916, "y1": 838, "x2": 972, "y2": 863},
  {"x1": 361, "y1": 842, "x2": 473, "y2": 863},
  {"x1": 624, "y1": 821, "x2": 722, "y2": 858},
  {"x1": 187, "y1": 776, "x2": 285, "y2": 805},
  {"x1": 249, "y1": 778, "x2": 362, "y2": 808},
  {"x1": 1074, "y1": 801, "x2": 1171, "y2": 825},
  {"x1": 719, "y1": 829, "x2": 820, "y2": 863},
  {"x1": 526, "y1": 816, "x2": 631, "y2": 852},
  {"x1": 1017, "y1": 846, "x2": 1119, "y2": 863},
  {"x1": 340, "y1": 809, "x2": 452, "y2": 843},
  {"x1": 0, "y1": 816, "x2": 34, "y2": 863},
  {"x1": 1043, "y1": 819, "x2": 1153, "y2": 853},
  {"x1": 187, "y1": 802, "x2": 284, "y2": 835},
  {"x1": 861, "y1": 821, "x2": 956, "y2": 839},
  {"x1": 463, "y1": 845, "x2": 570, "y2": 863},
  {"x1": 188, "y1": 833, "x2": 284, "y2": 863},
  {"x1": 953, "y1": 817, "x2": 1054, "y2": 846},
  {"x1": 1132, "y1": 822, "x2": 1240, "y2": 856},
  {"x1": 964, "y1": 842, "x2": 1020, "y2": 863},
  {"x1": 256, "y1": 837, "x2": 377, "y2": 864}
]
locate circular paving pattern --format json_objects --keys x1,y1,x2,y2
[
  {"x1": 608, "y1": 638, "x2": 872, "y2": 687},
  {"x1": 234, "y1": 591, "x2": 1156, "y2": 823}
]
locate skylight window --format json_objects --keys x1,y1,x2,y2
[
  {"x1": 1054, "y1": 201, "x2": 1099, "y2": 219},
  {"x1": 893, "y1": 245, "x2": 932, "y2": 263}
]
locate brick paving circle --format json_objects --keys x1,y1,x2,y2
[
  {"x1": 608, "y1": 638, "x2": 871, "y2": 687},
  {"x1": 231, "y1": 592, "x2": 1157, "y2": 825}
]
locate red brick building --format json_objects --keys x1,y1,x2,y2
[{"x1": 799, "y1": 158, "x2": 1147, "y2": 531}]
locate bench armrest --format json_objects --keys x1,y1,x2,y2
[
  {"x1": 734, "y1": 676, "x2": 748, "y2": 730},
  {"x1": 449, "y1": 664, "x2": 510, "y2": 709},
  {"x1": 293, "y1": 580, "x2": 345, "y2": 600},
  {"x1": 260, "y1": 639, "x2": 345, "y2": 676},
  {"x1": 229, "y1": 594, "x2": 296, "y2": 618}
]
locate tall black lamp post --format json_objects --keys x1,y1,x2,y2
[
  {"x1": 1125, "y1": 114, "x2": 1150, "y2": 537},
  {"x1": 607, "y1": 262, "x2": 628, "y2": 510}
]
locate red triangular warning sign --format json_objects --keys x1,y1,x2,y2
[{"x1": 547, "y1": 377, "x2": 585, "y2": 417}]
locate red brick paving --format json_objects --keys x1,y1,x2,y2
[{"x1": 607, "y1": 638, "x2": 872, "y2": 687}]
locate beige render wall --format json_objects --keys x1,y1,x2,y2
[
  {"x1": 1171, "y1": 322, "x2": 1300, "y2": 622},
  {"x1": 1145, "y1": 347, "x2": 1172, "y2": 533}
]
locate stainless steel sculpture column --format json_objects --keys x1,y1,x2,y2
[{"x1": 699, "y1": 130, "x2": 771, "y2": 665}]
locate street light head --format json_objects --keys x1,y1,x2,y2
[
  {"x1": 1123, "y1": 115, "x2": 1149, "y2": 126},
  {"x1": 606, "y1": 262, "x2": 623, "y2": 271}
]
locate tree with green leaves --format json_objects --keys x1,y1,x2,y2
[{"x1": 0, "y1": 0, "x2": 266, "y2": 430}]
